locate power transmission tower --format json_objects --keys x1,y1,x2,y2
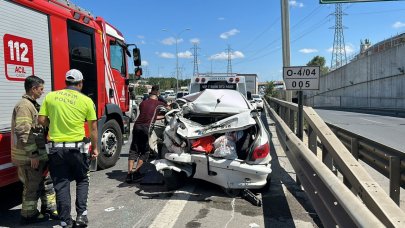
[
  {"x1": 192, "y1": 42, "x2": 200, "y2": 76},
  {"x1": 330, "y1": 3, "x2": 347, "y2": 70},
  {"x1": 226, "y1": 45, "x2": 233, "y2": 76}
]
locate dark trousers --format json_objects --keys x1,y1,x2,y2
[
  {"x1": 129, "y1": 124, "x2": 150, "y2": 161},
  {"x1": 48, "y1": 147, "x2": 89, "y2": 224}
]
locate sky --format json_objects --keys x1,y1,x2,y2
[{"x1": 72, "y1": 0, "x2": 405, "y2": 82}]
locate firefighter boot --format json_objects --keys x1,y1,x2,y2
[
  {"x1": 20, "y1": 211, "x2": 50, "y2": 225},
  {"x1": 40, "y1": 174, "x2": 59, "y2": 219}
]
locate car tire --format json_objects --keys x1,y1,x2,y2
[
  {"x1": 98, "y1": 119, "x2": 122, "y2": 169},
  {"x1": 163, "y1": 169, "x2": 186, "y2": 191},
  {"x1": 222, "y1": 188, "x2": 242, "y2": 197}
]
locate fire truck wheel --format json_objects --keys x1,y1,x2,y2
[{"x1": 98, "y1": 120, "x2": 122, "y2": 169}]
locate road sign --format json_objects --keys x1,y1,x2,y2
[
  {"x1": 320, "y1": 0, "x2": 399, "y2": 3},
  {"x1": 283, "y1": 66, "x2": 320, "y2": 90}
]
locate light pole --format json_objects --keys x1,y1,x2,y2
[{"x1": 162, "y1": 28, "x2": 191, "y2": 92}]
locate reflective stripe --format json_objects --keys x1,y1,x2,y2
[
  {"x1": 15, "y1": 117, "x2": 33, "y2": 124},
  {"x1": 23, "y1": 143, "x2": 37, "y2": 152},
  {"x1": 0, "y1": 162, "x2": 14, "y2": 171},
  {"x1": 48, "y1": 142, "x2": 85, "y2": 148},
  {"x1": 15, "y1": 117, "x2": 32, "y2": 121}
]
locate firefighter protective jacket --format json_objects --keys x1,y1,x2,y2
[{"x1": 11, "y1": 95, "x2": 47, "y2": 165}]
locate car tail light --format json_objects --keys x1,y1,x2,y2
[
  {"x1": 235, "y1": 77, "x2": 240, "y2": 83},
  {"x1": 195, "y1": 77, "x2": 200, "y2": 83},
  {"x1": 229, "y1": 77, "x2": 234, "y2": 83},
  {"x1": 201, "y1": 78, "x2": 206, "y2": 83},
  {"x1": 252, "y1": 142, "x2": 270, "y2": 160}
]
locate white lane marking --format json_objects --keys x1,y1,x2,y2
[
  {"x1": 148, "y1": 185, "x2": 195, "y2": 228},
  {"x1": 360, "y1": 118, "x2": 384, "y2": 124},
  {"x1": 104, "y1": 207, "x2": 115, "y2": 212},
  {"x1": 249, "y1": 223, "x2": 260, "y2": 228},
  {"x1": 224, "y1": 198, "x2": 236, "y2": 228},
  {"x1": 0, "y1": 162, "x2": 14, "y2": 171}
]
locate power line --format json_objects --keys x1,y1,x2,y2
[{"x1": 240, "y1": 5, "x2": 328, "y2": 62}]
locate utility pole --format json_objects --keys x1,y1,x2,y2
[
  {"x1": 226, "y1": 45, "x2": 233, "y2": 76},
  {"x1": 162, "y1": 28, "x2": 191, "y2": 92},
  {"x1": 281, "y1": 0, "x2": 292, "y2": 102},
  {"x1": 330, "y1": 3, "x2": 347, "y2": 70}
]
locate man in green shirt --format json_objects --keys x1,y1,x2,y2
[{"x1": 38, "y1": 69, "x2": 98, "y2": 228}]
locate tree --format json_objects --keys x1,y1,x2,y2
[
  {"x1": 264, "y1": 81, "x2": 277, "y2": 97},
  {"x1": 306, "y1": 56, "x2": 329, "y2": 75},
  {"x1": 135, "y1": 85, "x2": 147, "y2": 95}
]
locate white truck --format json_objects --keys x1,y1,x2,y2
[
  {"x1": 189, "y1": 73, "x2": 247, "y2": 97},
  {"x1": 237, "y1": 74, "x2": 258, "y2": 95}
]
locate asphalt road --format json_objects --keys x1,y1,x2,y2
[
  {"x1": 315, "y1": 109, "x2": 405, "y2": 211},
  {"x1": 315, "y1": 109, "x2": 405, "y2": 152},
  {"x1": 0, "y1": 109, "x2": 321, "y2": 228}
]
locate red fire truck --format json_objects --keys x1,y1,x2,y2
[{"x1": 0, "y1": 0, "x2": 142, "y2": 187}]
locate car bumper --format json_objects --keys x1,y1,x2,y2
[{"x1": 164, "y1": 153, "x2": 272, "y2": 189}]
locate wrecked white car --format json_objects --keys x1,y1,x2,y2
[{"x1": 150, "y1": 89, "x2": 272, "y2": 195}]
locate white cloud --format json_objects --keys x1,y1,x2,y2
[
  {"x1": 218, "y1": 17, "x2": 225, "y2": 21},
  {"x1": 220, "y1": 29, "x2": 240, "y2": 39},
  {"x1": 157, "y1": 52, "x2": 175, "y2": 59},
  {"x1": 289, "y1": 0, "x2": 304, "y2": 8},
  {"x1": 327, "y1": 43, "x2": 355, "y2": 54},
  {"x1": 299, "y1": 48, "x2": 318, "y2": 54},
  {"x1": 161, "y1": 37, "x2": 184, "y2": 45},
  {"x1": 190, "y1": 38, "x2": 200, "y2": 44},
  {"x1": 141, "y1": 60, "x2": 148, "y2": 66},
  {"x1": 137, "y1": 35, "x2": 145, "y2": 39},
  {"x1": 392, "y1": 21, "x2": 405, "y2": 29},
  {"x1": 178, "y1": 51, "x2": 193, "y2": 59},
  {"x1": 209, "y1": 51, "x2": 245, "y2": 60}
]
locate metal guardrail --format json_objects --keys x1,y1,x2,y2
[
  {"x1": 325, "y1": 123, "x2": 405, "y2": 205},
  {"x1": 266, "y1": 97, "x2": 405, "y2": 228}
]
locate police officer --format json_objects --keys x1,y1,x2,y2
[
  {"x1": 38, "y1": 69, "x2": 98, "y2": 228},
  {"x1": 11, "y1": 75, "x2": 58, "y2": 224}
]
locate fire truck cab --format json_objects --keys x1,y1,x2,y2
[{"x1": 0, "y1": 0, "x2": 141, "y2": 187}]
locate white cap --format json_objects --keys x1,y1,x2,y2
[{"x1": 65, "y1": 69, "x2": 83, "y2": 82}]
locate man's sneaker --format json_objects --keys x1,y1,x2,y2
[
  {"x1": 132, "y1": 172, "x2": 144, "y2": 182},
  {"x1": 75, "y1": 214, "x2": 88, "y2": 227},
  {"x1": 125, "y1": 172, "x2": 133, "y2": 183},
  {"x1": 20, "y1": 212, "x2": 49, "y2": 225},
  {"x1": 61, "y1": 220, "x2": 74, "y2": 228}
]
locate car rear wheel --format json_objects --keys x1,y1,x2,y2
[
  {"x1": 259, "y1": 174, "x2": 272, "y2": 193},
  {"x1": 98, "y1": 120, "x2": 122, "y2": 169},
  {"x1": 163, "y1": 169, "x2": 187, "y2": 191}
]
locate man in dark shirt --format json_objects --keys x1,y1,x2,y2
[{"x1": 126, "y1": 85, "x2": 167, "y2": 183}]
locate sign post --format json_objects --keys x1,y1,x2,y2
[{"x1": 283, "y1": 66, "x2": 320, "y2": 140}]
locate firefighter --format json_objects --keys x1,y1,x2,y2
[
  {"x1": 11, "y1": 75, "x2": 58, "y2": 224},
  {"x1": 38, "y1": 69, "x2": 98, "y2": 228}
]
